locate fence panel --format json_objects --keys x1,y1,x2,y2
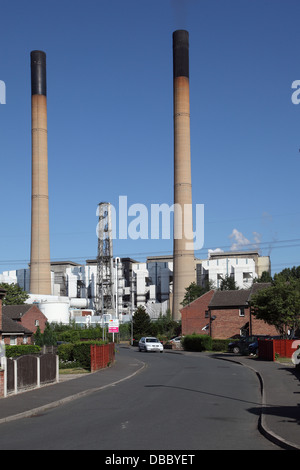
[
  {"x1": 40, "y1": 354, "x2": 57, "y2": 384},
  {"x1": 258, "y1": 340, "x2": 274, "y2": 361},
  {"x1": 6, "y1": 358, "x2": 15, "y2": 393},
  {"x1": 91, "y1": 343, "x2": 115, "y2": 372},
  {"x1": 17, "y1": 355, "x2": 38, "y2": 390}
]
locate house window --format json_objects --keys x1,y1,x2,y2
[
  {"x1": 10, "y1": 336, "x2": 17, "y2": 345},
  {"x1": 239, "y1": 308, "x2": 245, "y2": 317},
  {"x1": 23, "y1": 335, "x2": 28, "y2": 344},
  {"x1": 35, "y1": 320, "x2": 39, "y2": 327},
  {"x1": 205, "y1": 310, "x2": 209, "y2": 318}
]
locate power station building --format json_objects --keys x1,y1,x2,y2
[{"x1": 0, "y1": 250, "x2": 270, "y2": 324}]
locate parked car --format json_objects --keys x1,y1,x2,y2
[
  {"x1": 169, "y1": 336, "x2": 183, "y2": 344},
  {"x1": 248, "y1": 341, "x2": 258, "y2": 355},
  {"x1": 248, "y1": 336, "x2": 283, "y2": 355},
  {"x1": 138, "y1": 337, "x2": 164, "y2": 353},
  {"x1": 228, "y1": 335, "x2": 271, "y2": 355}
]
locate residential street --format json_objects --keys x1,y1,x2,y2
[{"x1": 0, "y1": 348, "x2": 280, "y2": 450}]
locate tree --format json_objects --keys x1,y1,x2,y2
[
  {"x1": 0, "y1": 283, "x2": 29, "y2": 305},
  {"x1": 153, "y1": 310, "x2": 180, "y2": 338},
  {"x1": 34, "y1": 323, "x2": 57, "y2": 346},
  {"x1": 219, "y1": 274, "x2": 239, "y2": 291},
  {"x1": 132, "y1": 306, "x2": 152, "y2": 339},
  {"x1": 250, "y1": 277, "x2": 300, "y2": 337},
  {"x1": 181, "y1": 281, "x2": 214, "y2": 307},
  {"x1": 43, "y1": 322, "x2": 57, "y2": 346},
  {"x1": 274, "y1": 266, "x2": 300, "y2": 281},
  {"x1": 253, "y1": 271, "x2": 273, "y2": 283},
  {"x1": 33, "y1": 326, "x2": 43, "y2": 346}
]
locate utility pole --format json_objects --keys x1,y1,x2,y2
[
  {"x1": 130, "y1": 274, "x2": 136, "y2": 346},
  {"x1": 96, "y1": 202, "x2": 115, "y2": 318}
]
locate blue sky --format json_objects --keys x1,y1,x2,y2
[{"x1": 0, "y1": 0, "x2": 299, "y2": 275}]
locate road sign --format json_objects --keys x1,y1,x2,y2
[{"x1": 108, "y1": 319, "x2": 119, "y2": 333}]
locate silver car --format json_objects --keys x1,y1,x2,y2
[{"x1": 139, "y1": 337, "x2": 164, "y2": 353}]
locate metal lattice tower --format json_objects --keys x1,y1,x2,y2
[{"x1": 96, "y1": 202, "x2": 115, "y2": 316}]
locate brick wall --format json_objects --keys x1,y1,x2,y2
[
  {"x1": 251, "y1": 316, "x2": 278, "y2": 336},
  {"x1": 209, "y1": 308, "x2": 250, "y2": 339},
  {"x1": 0, "y1": 369, "x2": 4, "y2": 397},
  {"x1": 2, "y1": 336, "x2": 33, "y2": 346},
  {"x1": 181, "y1": 289, "x2": 279, "y2": 339},
  {"x1": 181, "y1": 290, "x2": 215, "y2": 335},
  {"x1": 21, "y1": 305, "x2": 47, "y2": 334}
]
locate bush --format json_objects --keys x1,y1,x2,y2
[
  {"x1": 5, "y1": 345, "x2": 41, "y2": 358},
  {"x1": 182, "y1": 334, "x2": 212, "y2": 352},
  {"x1": 58, "y1": 343, "x2": 74, "y2": 362},
  {"x1": 73, "y1": 341, "x2": 106, "y2": 370},
  {"x1": 79, "y1": 327, "x2": 103, "y2": 341},
  {"x1": 211, "y1": 339, "x2": 232, "y2": 352},
  {"x1": 58, "y1": 341, "x2": 108, "y2": 370},
  {"x1": 56, "y1": 330, "x2": 81, "y2": 343},
  {"x1": 56, "y1": 327, "x2": 104, "y2": 343}
]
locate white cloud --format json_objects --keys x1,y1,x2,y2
[
  {"x1": 229, "y1": 229, "x2": 262, "y2": 252},
  {"x1": 208, "y1": 248, "x2": 224, "y2": 258},
  {"x1": 229, "y1": 229, "x2": 251, "y2": 251}
]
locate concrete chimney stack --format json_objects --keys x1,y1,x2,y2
[
  {"x1": 172, "y1": 30, "x2": 195, "y2": 321},
  {"x1": 30, "y1": 51, "x2": 51, "y2": 295}
]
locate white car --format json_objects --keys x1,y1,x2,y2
[
  {"x1": 169, "y1": 336, "x2": 183, "y2": 343},
  {"x1": 139, "y1": 337, "x2": 164, "y2": 353}
]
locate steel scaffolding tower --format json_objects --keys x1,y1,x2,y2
[{"x1": 96, "y1": 202, "x2": 115, "y2": 316}]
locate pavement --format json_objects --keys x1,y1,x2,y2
[
  {"x1": 0, "y1": 346, "x2": 299, "y2": 451},
  {"x1": 208, "y1": 352, "x2": 300, "y2": 451}
]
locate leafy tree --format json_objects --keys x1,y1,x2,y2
[
  {"x1": 250, "y1": 277, "x2": 300, "y2": 337},
  {"x1": 219, "y1": 274, "x2": 239, "y2": 291},
  {"x1": 0, "y1": 283, "x2": 29, "y2": 305},
  {"x1": 181, "y1": 281, "x2": 214, "y2": 307},
  {"x1": 152, "y1": 310, "x2": 180, "y2": 338},
  {"x1": 274, "y1": 266, "x2": 300, "y2": 281},
  {"x1": 43, "y1": 322, "x2": 58, "y2": 346},
  {"x1": 253, "y1": 271, "x2": 273, "y2": 283},
  {"x1": 34, "y1": 322, "x2": 57, "y2": 346},
  {"x1": 33, "y1": 326, "x2": 43, "y2": 346},
  {"x1": 132, "y1": 306, "x2": 152, "y2": 339}
]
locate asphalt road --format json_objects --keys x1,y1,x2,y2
[{"x1": 0, "y1": 347, "x2": 280, "y2": 451}]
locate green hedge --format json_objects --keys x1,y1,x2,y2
[
  {"x1": 5, "y1": 345, "x2": 41, "y2": 358},
  {"x1": 58, "y1": 341, "x2": 106, "y2": 370},
  {"x1": 211, "y1": 339, "x2": 232, "y2": 352},
  {"x1": 182, "y1": 336, "x2": 232, "y2": 352},
  {"x1": 182, "y1": 334, "x2": 212, "y2": 351},
  {"x1": 56, "y1": 327, "x2": 104, "y2": 343}
]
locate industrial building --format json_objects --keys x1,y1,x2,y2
[
  {"x1": 0, "y1": 250, "x2": 270, "y2": 325},
  {"x1": 0, "y1": 32, "x2": 271, "y2": 327}
]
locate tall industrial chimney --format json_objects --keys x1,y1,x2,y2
[
  {"x1": 172, "y1": 30, "x2": 195, "y2": 321},
  {"x1": 30, "y1": 51, "x2": 51, "y2": 295}
]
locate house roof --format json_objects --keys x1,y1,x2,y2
[
  {"x1": 209, "y1": 289, "x2": 251, "y2": 308},
  {"x1": 1, "y1": 315, "x2": 33, "y2": 335},
  {"x1": 209, "y1": 283, "x2": 272, "y2": 308},
  {"x1": 3, "y1": 305, "x2": 34, "y2": 320},
  {"x1": 248, "y1": 282, "x2": 271, "y2": 298}
]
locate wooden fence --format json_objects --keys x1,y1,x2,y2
[
  {"x1": 0, "y1": 353, "x2": 59, "y2": 397},
  {"x1": 258, "y1": 339, "x2": 300, "y2": 361},
  {"x1": 90, "y1": 343, "x2": 115, "y2": 372}
]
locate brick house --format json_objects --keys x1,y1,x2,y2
[
  {"x1": 2, "y1": 304, "x2": 47, "y2": 335},
  {"x1": 0, "y1": 288, "x2": 6, "y2": 339},
  {"x1": 181, "y1": 284, "x2": 278, "y2": 339},
  {"x1": 181, "y1": 290, "x2": 215, "y2": 335},
  {"x1": 0, "y1": 289, "x2": 33, "y2": 345},
  {"x1": 1, "y1": 315, "x2": 33, "y2": 345}
]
